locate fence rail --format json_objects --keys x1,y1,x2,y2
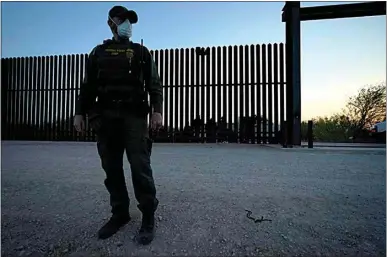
[{"x1": 1, "y1": 43, "x2": 287, "y2": 143}]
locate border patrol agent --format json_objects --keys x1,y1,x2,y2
[{"x1": 73, "y1": 6, "x2": 163, "y2": 245}]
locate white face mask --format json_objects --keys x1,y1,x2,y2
[{"x1": 116, "y1": 19, "x2": 132, "y2": 39}]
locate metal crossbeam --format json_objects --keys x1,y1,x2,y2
[{"x1": 282, "y1": 1, "x2": 386, "y2": 22}]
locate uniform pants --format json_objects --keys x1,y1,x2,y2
[{"x1": 96, "y1": 110, "x2": 159, "y2": 216}]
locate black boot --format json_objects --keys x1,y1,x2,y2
[
  {"x1": 98, "y1": 213, "x2": 131, "y2": 239},
  {"x1": 136, "y1": 213, "x2": 155, "y2": 245}
]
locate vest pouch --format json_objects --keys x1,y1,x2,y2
[
  {"x1": 97, "y1": 69, "x2": 133, "y2": 81},
  {"x1": 99, "y1": 84, "x2": 140, "y2": 101}
]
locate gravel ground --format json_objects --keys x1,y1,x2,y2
[{"x1": 1, "y1": 141, "x2": 386, "y2": 257}]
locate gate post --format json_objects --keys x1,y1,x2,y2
[
  {"x1": 283, "y1": 1, "x2": 302, "y2": 147},
  {"x1": 1, "y1": 59, "x2": 9, "y2": 140}
]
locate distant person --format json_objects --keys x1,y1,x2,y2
[
  {"x1": 239, "y1": 116, "x2": 247, "y2": 143},
  {"x1": 205, "y1": 118, "x2": 217, "y2": 143},
  {"x1": 217, "y1": 116, "x2": 228, "y2": 143},
  {"x1": 246, "y1": 116, "x2": 256, "y2": 143},
  {"x1": 73, "y1": 6, "x2": 163, "y2": 245},
  {"x1": 193, "y1": 116, "x2": 204, "y2": 141},
  {"x1": 183, "y1": 120, "x2": 194, "y2": 142}
]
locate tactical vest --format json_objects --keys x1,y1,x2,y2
[{"x1": 96, "y1": 40, "x2": 145, "y2": 102}]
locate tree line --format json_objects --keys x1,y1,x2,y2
[{"x1": 301, "y1": 82, "x2": 386, "y2": 143}]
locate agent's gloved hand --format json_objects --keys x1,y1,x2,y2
[
  {"x1": 74, "y1": 115, "x2": 85, "y2": 133},
  {"x1": 150, "y1": 112, "x2": 162, "y2": 131}
]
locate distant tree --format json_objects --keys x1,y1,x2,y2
[{"x1": 344, "y1": 82, "x2": 386, "y2": 135}]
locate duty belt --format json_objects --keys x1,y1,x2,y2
[{"x1": 99, "y1": 99, "x2": 133, "y2": 108}]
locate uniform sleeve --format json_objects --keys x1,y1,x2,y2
[
  {"x1": 75, "y1": 46, "x2": 99, "y2": 116},
  {"x1": 144, "y1": 47, "x2": 163, "y2": 114}
]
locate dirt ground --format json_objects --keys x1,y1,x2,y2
[{"x1": 1, "y1": 141, "x2": 386, "y2": 257}]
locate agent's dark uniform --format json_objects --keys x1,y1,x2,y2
[{"x1": 75, "y1": 6, "x2": 162, "y2": 245}]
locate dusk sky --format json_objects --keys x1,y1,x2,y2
[{"x1": 1, "y1": 1, "x2": 386, "y2": 121}]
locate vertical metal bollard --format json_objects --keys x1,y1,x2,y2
[{"x1": 307, "y1": 120, "x2": 313, "y2": 148}]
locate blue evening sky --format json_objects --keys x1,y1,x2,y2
[{"x1": 1, "y1": 1, "x2": 386, "y2": 120}]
